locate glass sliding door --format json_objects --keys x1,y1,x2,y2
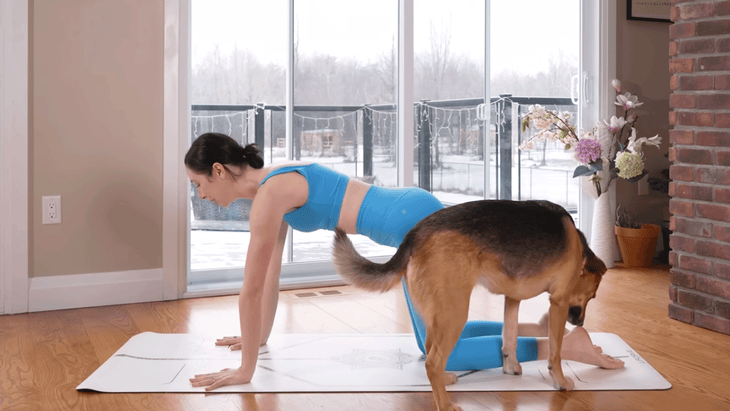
[
  {"x1": 491, "y1": 0, "x2": 582, "y2": 219},
  {"x1": 412, "y1": 0, "x2": 586, "y2": 222},
  {"x1": 413, "y1": 1, "x2": 487, "y2": 206},
  {"x1": 185, "y1": 0, "x2": 604, "y2": 292},
  {"x1": 577, "y1": 0, "x2": 607, "y2": 238},
  {"x1": 290, "y1": 0, "x2": 398, "y2": 264},
  {"x1": 188, "y1": 0, "x2": 287, "y2": 289}
]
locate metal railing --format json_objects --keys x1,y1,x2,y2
[{"x1": 191, "y1": 96, "x2": 578, "y2": 221}]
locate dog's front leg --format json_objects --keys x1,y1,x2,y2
[
  {"x1": 547, "y1": 300, "x2": 574, "y2": 391},
  {"x1": 501, "y1": 296, "x2": 522, "y2": 375}
]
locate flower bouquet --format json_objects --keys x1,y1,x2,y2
[{"x1": 518, "y1": 79, "x2": 662, "y2": 198}]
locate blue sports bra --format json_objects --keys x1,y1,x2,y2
[{"x1": 258, "y1": 163, "x2": 350, "y2": 232}]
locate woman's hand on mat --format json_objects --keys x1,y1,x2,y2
[
  {"x1": 215, "y1": 336, "x2": 242, "y2": 350},
  {"x1": 190, "y1": 367, "x2": 253, "y2": 391}
]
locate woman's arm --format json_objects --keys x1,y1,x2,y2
[
  {"x1": 213, "y1": 220, "x2": 287, "y2": 350},
  {"x1": 235, "y1": 185, "x2": 290, "y2": 375},
  {"x1": 259, "y1": 220, "x2": 288, "y2": 345},
  {"x1": 190, "y1": 181, "x2": 294, "y2": 390}
]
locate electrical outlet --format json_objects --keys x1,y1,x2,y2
[
  {"x1": 638, "y1": 178, "x2": 649, "y2": 196},
  {"x1": 42, "y1": 195, "x2": 62, "y2": 224}
]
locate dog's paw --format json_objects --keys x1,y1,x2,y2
[
  {"x1": 444, "y1": 403, "x2": 463, "y2": 411},
  {"x1": 550, "y1": 374, "x2": 575, "y2": 391},
  {"x1": 443, "y1": 372, "x2": 458, "y2": 385},
  {"x1": 502, "y1": 357, "x2": 523, "y2": 375}
]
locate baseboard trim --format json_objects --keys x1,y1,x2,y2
[{"x1": 28, "y1": 269, "x2": 165, "y2": 312}]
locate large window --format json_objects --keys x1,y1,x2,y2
[
  {"x1": 413, "y1": 1, "x2": 486, "y2": 205},
  {"x1": 186, "y1": 0, "x2": 603, "y2": 293},
  {"x1": 189, "y1": 0, "x2": 287, "y2": 282},
  {"x1": 490, "y1": 0, "x2": 581, "y2": 213},
  {"x1": 291, "y1": 0, "x2": 397, "y2": 263}
]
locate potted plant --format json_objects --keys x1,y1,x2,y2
[
  {"x1": 519, "y1": 79, "x2": 663, "y2": 267},
  {"x1": 614, "y1": 205, "x2": 661, "y2": 267},
  {"x1": 519, "y1": 79, "x2": 662, "y2": 199}
]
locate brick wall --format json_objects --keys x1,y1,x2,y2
[{"x1": 668, "y1": 0, "x2": 730, "y2": 335}]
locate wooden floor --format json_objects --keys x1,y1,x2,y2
[{"x1": 2, "y1": 264, "x2": 730, "y2": 411}]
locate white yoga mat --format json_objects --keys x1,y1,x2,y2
[{"x1": 77, "y1": 332, "x2": 671, "y2": 393}]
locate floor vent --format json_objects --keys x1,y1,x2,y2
[{"x1": 290, "y1": 289, "x2": 347, "y2": 299}]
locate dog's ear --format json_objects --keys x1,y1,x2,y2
[
  {"x1": 585, "y1": 255, "x2": 607, "y2": 276},
  {"x1": 577, "y1": 228, "x2": 607, "y2": 276}
]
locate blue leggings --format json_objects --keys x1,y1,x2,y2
[
  {"x1": 402, "y1": 278, "x2": 538, "y2": 370},
  {"x1": 356, "y1": 186, "x2": 538, "y2": 371}
]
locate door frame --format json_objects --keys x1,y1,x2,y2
[
  {"x1": 163, "y1": 0, "x2": 190, "y2": 299},
  {"x1": 578, "y1": 0, "x2": 617, "y2": 241},
  {"x1": 1, "y1": 0, "x2": 29, "y2": 314}
]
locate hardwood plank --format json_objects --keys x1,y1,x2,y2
[
  {"x1": 271, "y1": 296, "x2": 358, "y2": 335},
  {"x1": 261, "y1": 393, "x2": 438, "y2": 411},
  {"x1": 303, "y1": 293, "x2": 404, "y2": 334},
  {"x1": 0, "y1": 313, "x2": 36, "y2": 410},
  {"x1": 334, "y1": 287, "x2": 415, "y2": 332},
  {"x1": 77, "y1": 305, "x2": 142, "y2": 365},
  {"x1": 125, "y1": 300, "x2": 194, "y2": 334},
  {"x1": 3, "y1": 265, "x2": 730, "y2": 410},
  {"x1": 0, "y1": 310, "x2": 99, "y2": 411}
]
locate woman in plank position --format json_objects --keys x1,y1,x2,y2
[{"x1": 186, "y1": 132, "x2": 624, "y2": 390}]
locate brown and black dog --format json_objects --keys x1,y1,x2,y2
[{"x1": 332, "y1": 200, "x2": 607, "y2": 411}]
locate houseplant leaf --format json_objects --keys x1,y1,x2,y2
[
  {"x1": 573, "y1": 161, "x2": 604, "y2": 178},
  {"x1": 573, "y1": 165, "x2": 593, "y2": 178},
  {"x1": 626, "y1": 169, "x2": 648, "y2": 182}
]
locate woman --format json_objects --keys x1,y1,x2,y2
[{"x1": 186, "y1": 132, "x2": 623, "y2": 390}]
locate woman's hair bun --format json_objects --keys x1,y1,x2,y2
[
  {"x1": 243, "y1": 144, "x2": 264, "y2": 169},
  {"x1": 184, "y1": 132, "x2": 265, "y2": 174}
]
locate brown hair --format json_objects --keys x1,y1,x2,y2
[{"x1": 184, "y1": 132, "x2": 264, "y2": 177}]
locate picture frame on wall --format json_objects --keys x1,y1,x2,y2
[{"x1": 627, "y1": 0, "x2": 672, "y2": 23}]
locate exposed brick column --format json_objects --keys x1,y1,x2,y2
[{"x1": 668, "y1": 0, "x2": 730, "y2": 335}]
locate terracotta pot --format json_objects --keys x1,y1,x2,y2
[{"x1": 614, "y1": 224, "x2": 661, "y2": 268}]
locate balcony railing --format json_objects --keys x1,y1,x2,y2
[{"x1": 191, "y1": 96, "x2": 577, "y2": 223}]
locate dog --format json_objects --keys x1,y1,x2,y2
[{"x1": 331, "y1": 199, "x2": 607, "y2": 411}]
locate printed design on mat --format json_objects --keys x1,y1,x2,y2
[{"x1": 329, "y1": 347, "x2": 421, "y2": 370}]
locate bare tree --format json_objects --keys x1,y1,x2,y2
[
  {"x1": 192, "y1": 44, "x2": 233, "y2": 104},
  {"x1": 426, "y1": 19, "x2": 452, "y2": 100},
  {"x1": 192, "y1": 24, "x2": 577, "y2": 167},
  {"x1": 546, "y1": 50, "x2": 577, "y2": 97},
  {"x1": 318, "y1": 55, "x2": 339, "y2": 103},
  {"x1": 375, "y1": 37, "x2": 397, "y2": 103}
]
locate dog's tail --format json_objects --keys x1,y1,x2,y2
[{"x1": 332, "y1": 227, "x2": 411, "y2": 292}]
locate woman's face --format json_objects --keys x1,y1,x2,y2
[{"x1": 186, "y1": 165, "x2": 234, "y2": 207}]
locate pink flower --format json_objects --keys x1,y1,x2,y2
[
  {"x1": 615, "y1": 92, "x2": 643, "y2": 110},
  {"x1": 612, "y1": 79, "x2": 622, "y2": 93},
  {"x1": 601, "y1": 116, "x2": 627, "y2": 134},
  {"x1": 575, "y1": 138, "x2": 601, "y2": 164}
]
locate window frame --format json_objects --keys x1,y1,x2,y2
[{"x1": 170, "y1": 0, "x2": 617, "y2": 298}]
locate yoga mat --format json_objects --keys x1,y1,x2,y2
[{"x1": 77, "y1": 332, "x2": 671, "y2": 392}]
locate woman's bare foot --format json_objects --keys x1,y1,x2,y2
[
  {"x1": 560, "y1": 327, "x2": 624, "y2": 369},
  {"x1": 518, "y1": 313, "x2": 568, "y2": 337}
]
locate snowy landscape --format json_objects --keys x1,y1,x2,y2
[{"x1": 190, "y1": 154, "x2": 580, "y2": 274}]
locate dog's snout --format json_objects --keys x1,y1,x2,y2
[{"x1": 567, "y1": 306, "x2": 583, "y2": 326}]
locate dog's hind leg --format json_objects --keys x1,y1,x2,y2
[
  {"x1": 501, "y1": 296, "x2": 522, "y2": 375},
  {"x1": 407, "y1": 232, "x2": 475, "y2": 411},
  {"x1": 411, "y1": 269, "x2": 470, "y2": 411},
  {"x1": 423, "y1": 305, "x2": 467, "y2": 411}
]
